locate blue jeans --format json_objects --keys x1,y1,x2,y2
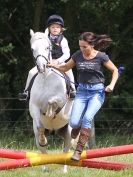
[{"x1": 70, "y1": 83, "x2": 105, "y2": 129}]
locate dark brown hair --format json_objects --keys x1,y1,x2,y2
[{"x1": 79, "y1": 32, "x2": 112, "y2": 50}]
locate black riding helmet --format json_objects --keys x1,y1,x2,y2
[{"x1": 46, "y1": 15, "x2": 64, "y2": 27}]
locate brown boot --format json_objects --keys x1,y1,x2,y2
[
  {"x1": 71, "y1": 128, "x2": 91, "y2": 161},
  {"x1": 71, "y1": 127, "x2": 81, "y2": 139}
]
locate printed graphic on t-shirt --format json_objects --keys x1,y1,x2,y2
[{"x1": 77, "y1": 61, "x2": 100, "y2": 72}]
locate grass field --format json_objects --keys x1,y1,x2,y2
[{"x1": 0, "y1": 132, "x2": 133, "y2": 177}]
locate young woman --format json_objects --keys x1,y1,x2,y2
[{"x1": 48, "y1": 32, "x2": 119, "y2": 161}]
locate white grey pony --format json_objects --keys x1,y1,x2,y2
[{"x1": 29, "y1": 29, "x2": 74, "y2": 173}]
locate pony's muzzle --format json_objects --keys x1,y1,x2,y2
[{"x1": 37, "y1": 64, "x2": 46, "y2": 73}]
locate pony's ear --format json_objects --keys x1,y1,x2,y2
[
  {"x1": 30, "y1": 29, "x2": 34, "y2": 37},
  {"x1": 44, "y1": 28, "x2": 49, "y2": 36}
]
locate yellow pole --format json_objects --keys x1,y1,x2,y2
[{"x1": 28, "y1": 151, "x2": 87, "y2": 166}]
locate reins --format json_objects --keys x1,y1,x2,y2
[{"x1": 49, "y1": 67, "x2": 78, "y2": 87}]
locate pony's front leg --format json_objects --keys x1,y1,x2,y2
[
  {"x1": 33, "y1": 120, "x2": 49, "y2": 171},
  {"x1": 63, "y1": 126, "x2": 72, "y2": 173},
  {"x1": 38, "y1": 127, "x2": 48, "y2": 147},
  {"x1": 33, "y1": 120, "x2": 47, "y2": 151},
  {"x1": 58, "y1": 124, "x2": 73, "y2": 173},
  {"x1": 61, "y1": 125, "x2": 73, "y2": 152},
  {"x1": 30, "y1": 104, "x2": 47, "y2": 147}
]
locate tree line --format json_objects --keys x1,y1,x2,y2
[{"x1": 0, "y1": 0, "x2": 133, "y2": 134}]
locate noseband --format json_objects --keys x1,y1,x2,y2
[{"x1": 35, "y1": 54, "x2": 50, "y2": 64}]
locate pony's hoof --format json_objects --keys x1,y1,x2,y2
[
  {"x1": 69, "y1": 91, "x2": 76, "y2": 99},
  {"x1": 63, "y1": 165, "x2": 68, "y2": 173},
  {"x1": 41, "y1": 165, "x2": 47, "y2": 171},
  {"x1": 18, "y1": 92, "x2": 28, "y2": 101},
  {"x1": 38, "y1": 142, "x2": 46, "y2": 147},
  {"x1": 38, "y1": 128, "x2": 47, "y2": 146},
  {"x1": 38, "y1": 137, "x2": 47, "y2": 147}
]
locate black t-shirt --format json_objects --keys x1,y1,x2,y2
[{"x1": 72, "y1": 50, "x2": 109, "y2": 84}]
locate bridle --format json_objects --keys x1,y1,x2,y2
[
  {"x1": 35, "y1": 54, "x2": 50, "y2": 64},
  {"x1": 33, "y1": 37, "x2": 52, "y2": 68}
]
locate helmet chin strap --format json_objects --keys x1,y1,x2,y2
[{"x1": 49, "y1": 34, "x2": 59, "y2": 39}]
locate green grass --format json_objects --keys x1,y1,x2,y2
[
  {"x1": 0, "y1": 132, "x2": 133, "y2": 177},
  {"x1": 0, "y1": 162, "x2": 133, "y2": 177}
]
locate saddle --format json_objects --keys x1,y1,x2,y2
[{"x1": 27, "y1": 72, "x2": 72, "y2": 100}]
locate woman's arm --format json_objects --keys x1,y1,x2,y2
[
  {"x1": 104, "y1": 60, "x2": 119, "y2": 92},
  {"x1": 48, "y1": 58, "x2": 76, "y2": 72}
]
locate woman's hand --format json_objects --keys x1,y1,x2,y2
[
  {"x1": 51, "y1": 59, "x2": 59, "y2": 65},
  {"x1": 105, "y1": 85, "x2": 114, "y2": 92},
  {"x1": 47, "y1": 60, "x2": 60, "y2": 68},
  {"x1": 47, "y1": 62, "x2": 57, "y2": 68}
]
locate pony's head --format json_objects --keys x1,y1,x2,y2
[{"x1": 30, "y1": 29, "x2": 52, "y2": 73}]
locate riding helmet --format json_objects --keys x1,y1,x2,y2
[{"x1": 46, "y1": 15, "x2": 64, "y2": 27}]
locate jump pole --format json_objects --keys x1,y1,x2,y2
[
  {"x1": 0, "y1": 157, "x2": 133, "y2": 171},
  {"x1": 0, "y1": 144, "x2": 133, "y2": 170},
  {"x1": 82, "y1": 159, "x2": 133, "y2": 171},
  {"x1": 0, "y1": 148, "x2": 40, "y2": 159},
  {"x1": 0, "y1": 144, "x2": 133, "y2": 159}
]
